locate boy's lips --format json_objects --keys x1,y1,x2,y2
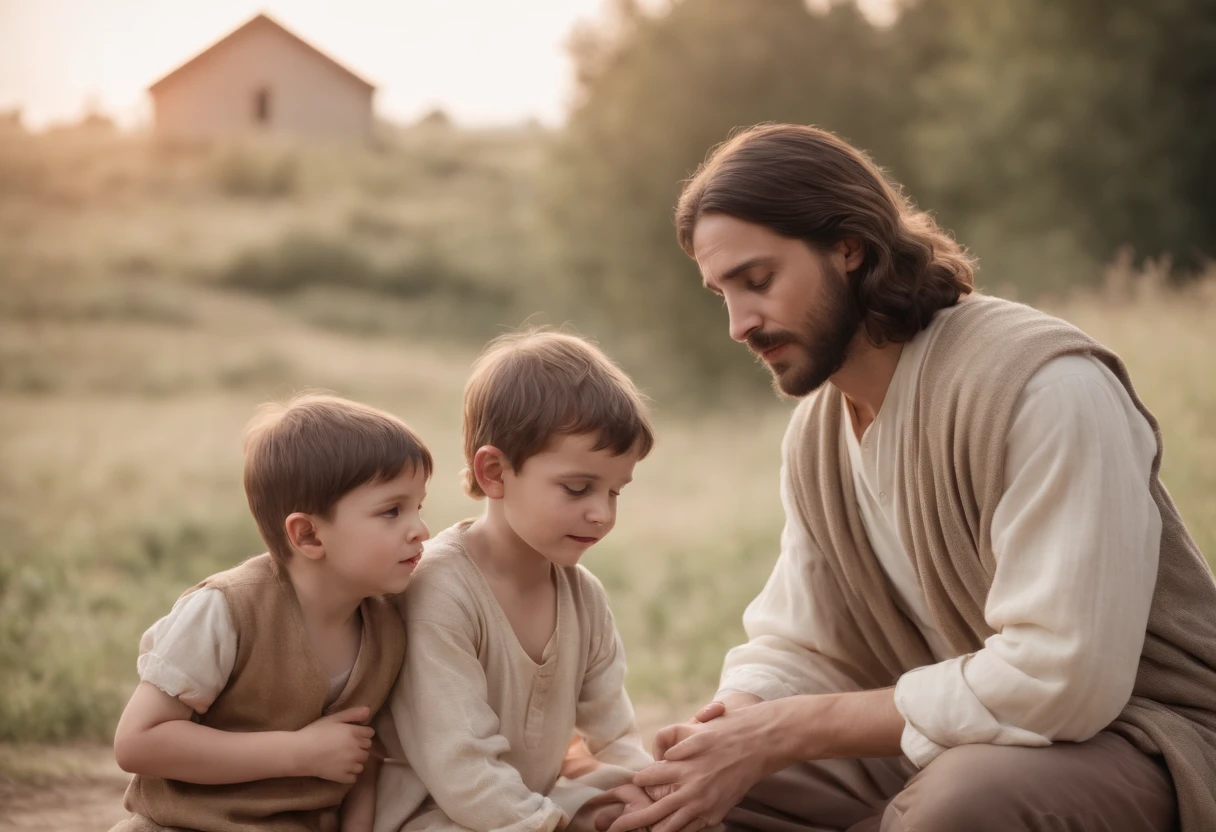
[
  {"x1": 400, "y1": 552, "x2": 422, "y2": 568},
  {"x1": 567, "y1": 535, "x2": 599, "y2": 545}
]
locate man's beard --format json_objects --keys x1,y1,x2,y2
[{"x1": 747, "y1": 264, "x2": 861, "y2": 398}]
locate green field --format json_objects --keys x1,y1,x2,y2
[{"x1": 2, "y1": 128, "x2": 1213, "y2": 743}]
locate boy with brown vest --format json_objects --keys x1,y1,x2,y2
[
  {"x1": 373, "y1": 330, "x2": 660, "y2": 832},
  {"x1": 110, "y1": 393, "x2": 431, "y2": 832}
]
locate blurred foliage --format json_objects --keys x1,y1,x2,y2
[
  {"x1": 550, "y1": 0, "x2": 911, "y2": 384},
  {"x1": 216, "y1": 231, "x2": 503, "y2": 303},
  {"x1": 911, "y1": 0, "x2": 1216, "y2": 290},
  {"x1": 211, "y1": 145, "x2": 300, "y2": 198},
  {"x1": 547, "y1": 0, "x2": 1216, "y2": 385}
]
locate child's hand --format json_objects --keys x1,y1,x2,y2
[
  {"x1": 294, "y1": 706, "x2": 375, "y2": 783},
  {"x1": 642, "y1": 784, "x2": 676, "y2": 802},
  {"x1": 593, "y1": 783, "x2": 655, "y2": 832},
  {"x1": 561, "y1": 733, "x2": 601, "y2": 779}
]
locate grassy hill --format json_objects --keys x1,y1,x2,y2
[{"x1": 1, "y1": 127, "x2": 1213, "y2": 742}]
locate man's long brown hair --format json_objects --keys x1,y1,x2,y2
[{"x1": 676, "y1": 124, "x2": 975, "y2": 345}]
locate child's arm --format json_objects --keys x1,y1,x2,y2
[
  {"x1": 574, "y1": 592, "x2": 654, "y2": 771},
  {"x1": 561, "y1": 732, "x2": 602, "y2": 780},
  {"x1": 393, "y1": 609, "x2": 565, "y2": 831},
  {"x1": 114, "y1": 680, "x2": 374, "y2": 784},
  {"x1": 339, "y1": 734, "x2": 385, "y2": 832},
  {"x1": 582, "y1": 784, "x2": 654, "y2": 832},
  {"x1": 551, "y1": 578, "x2": 654, "y2": 821}
]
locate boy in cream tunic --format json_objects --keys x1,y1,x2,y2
[{"x1": 374, "y1": 330, "x2": 657, "y2": 832}]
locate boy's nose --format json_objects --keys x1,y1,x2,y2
[{"x1": 585, "y1": 501, "x2": 612, "y2": 526}]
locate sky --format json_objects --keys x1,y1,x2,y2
[{"x1": 0, "y1": 0, "x2": 895, "y2": 131}]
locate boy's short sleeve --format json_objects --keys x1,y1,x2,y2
[{"x1": 137, "y1": 587, "x2": 237, "y2": 714}]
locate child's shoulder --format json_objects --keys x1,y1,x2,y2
[
  {"x1": 562, "y1": 565, "x2": 623, "y2": 646},
  {"x1": 398, "y1": 523, "x2": 483, "y2": 614},
  {"x1": 411, "y1": 523, "x2": 476, "y2": 581},
  {"x1": 168, "y1": 555, "x2": 288, "y2": 637},
  {"x1": 194, "y1": 552, "x2": 277, "y2": 592},
  {"x1": 564, "y1": 563, "x2": 612, "y2": 610}
]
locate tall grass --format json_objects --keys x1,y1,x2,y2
[
  {"x1": 3, "y1": 266, "x2": 1211, "y2": 741},
  {"x1": 1, "y1": 128, "x2": 1212, "y2": 742}
]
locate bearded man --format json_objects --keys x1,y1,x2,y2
[{"x1": 599, "y1": 124, "x2": 1216, "y2": 832}]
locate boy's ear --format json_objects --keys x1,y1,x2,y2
[
  {"x1": 284, "y1": 513, "x2": 325, "y2": 561},
  {"x1": 473, "y1": 445, "x2": 508, "y2": 500}
]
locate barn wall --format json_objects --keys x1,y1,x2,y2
[{"x1": 151, "y1": 23, "x2": 373, "y2": 141}]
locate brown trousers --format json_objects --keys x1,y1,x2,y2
[{"x1": 727, "y1": 732, "x2": 1177, "y2": 832}]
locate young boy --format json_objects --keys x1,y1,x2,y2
[
  {"x1": 110, "y1": 393, "x2": 431, "y2": 832},
  {"x1": 373, "y1": 330, "x2": 658, "y2": 832}
]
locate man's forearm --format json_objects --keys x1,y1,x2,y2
[
  {"x1": 772, "y1": 688, "x2": 904, "y2": 763},
  {"x1": 116, "y1": 720, "x2": 302, "y2": 784}
]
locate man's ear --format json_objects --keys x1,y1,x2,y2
[
  {"x1": 473, "y1": 445, "x2": 509, "y2": 500},
  {"x1": 836, "y1": 237, "x2": 865, "y2": 272},
  {"x1": 285, "y1": 512, "x2": 325, "y2": 561}
]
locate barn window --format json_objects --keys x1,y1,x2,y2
[{"x1": 253, "y1": 87, "x2": 271, "y2": 125}]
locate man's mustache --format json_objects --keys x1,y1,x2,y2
[{"x1": 747, "y1": 329, "x2": 798, "y2": 353}]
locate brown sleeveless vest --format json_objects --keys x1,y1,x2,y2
[
  {"x1": 121, "y1": 554, "x2": 406, "y2": 832},
  {"x1": 786, "y1": 295, "x2": 1216, "y2": 831}
]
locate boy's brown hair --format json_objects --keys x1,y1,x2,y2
[
  {"x1": 462, "y1": 329, "x2": 654, "y2": 498},
  {"x1": 243, "y1": 392, "x2": 433, "y2": 563}
]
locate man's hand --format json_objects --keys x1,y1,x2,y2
[
  {"x1": 592, "y1": 783, "x2": 656, "y2": 832},
  {"x1": 607, "y1": 699, "x2": 795, "y2": 832},
  {"x1": 652, "y1": 693, "x2": 762, "y2": 760},
  {"x1": 637, "y1": 693, "x2": 763, "y2": 822},
  {"x1": 294, "y1": 706, "x2": 375, "y2": 784},
  {"x1": 613, "y1": 690, "x2": 903, "y2": 832}
]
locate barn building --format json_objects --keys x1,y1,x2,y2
[{"x1": 148, "y1": 13, "x2": 375, "y2": 141}]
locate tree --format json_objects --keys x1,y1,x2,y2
[
  {"x1": 910, "y1": 0, "x2": 1216, "y2": 289},
  {"x1": 548, "y1": 0, "x2": 909, "y2": 386}
]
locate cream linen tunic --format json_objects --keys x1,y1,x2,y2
[
  {"x1": 720, "y1": 302, "x2": 1162, "y2": 768},
  {"x1": 374, "y1": 522, "x2": 652, "y2": 832}
]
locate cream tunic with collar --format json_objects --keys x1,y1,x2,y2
[{"x1": 375, "y1": 522, "x2": 651, "y2": 832}]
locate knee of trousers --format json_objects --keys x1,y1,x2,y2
[{"x1": 885, "y1": 745, "x2": 1017, "y2": 831}]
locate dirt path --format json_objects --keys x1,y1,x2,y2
[
  {"x1": 0, "y1": 707, "x2": 688, "y2": 831},
  {"x1": 2, "y1": 780, "x2": 129, "y2": 831},
  {"x1": 0, "y1": 743, "x2": 128, "y2": 832}
]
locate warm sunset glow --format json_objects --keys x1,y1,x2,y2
[
  {"x1": 0, "y1": 0, "x2": 898, "y2": 131},
  {"x1": 0, "y1": 0, "x2": 607, "y2": 129}
]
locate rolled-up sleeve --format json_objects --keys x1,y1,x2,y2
[
  {"x1": 137, "y1": 587, "x2": 235, "y2": 714},
  {"x1": 895, "y1": 356, "x2": 1161, "y2": 767}
]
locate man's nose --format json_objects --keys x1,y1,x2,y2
[{"x1": 726, "y1": 298, "x2": 761, "y2": 344}]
